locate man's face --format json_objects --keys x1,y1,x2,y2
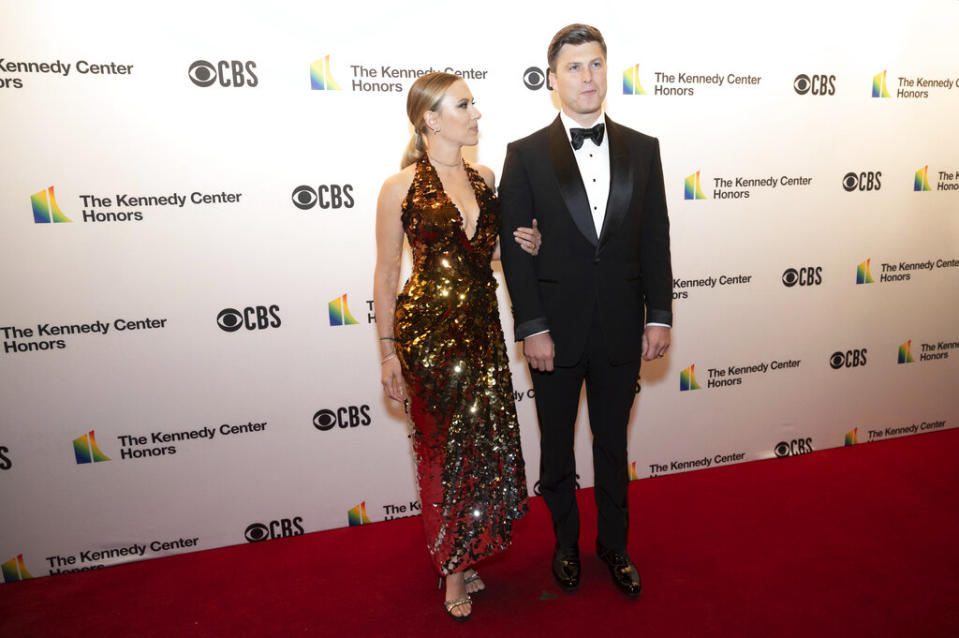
[{"x1": 548, "y1": 41, "x2": 607, "y2": 123}]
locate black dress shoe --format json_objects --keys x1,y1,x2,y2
[
  {"x1": 596, "y1": 543, "x2": 642, "y2": 598},
  {"x1": 551, "y1": 546, "x2": 580, "y2": 592}
]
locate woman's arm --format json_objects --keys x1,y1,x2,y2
[
  {"x1": 475, "y1": 164, "x2": 540, "y2": 262},
  {"x1": 373, "y1": 170, "x2": 413, "y2": 402}
]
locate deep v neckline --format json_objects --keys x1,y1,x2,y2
[{"x1": 428, "y1": 159, "x2": 483, "y2": 244}]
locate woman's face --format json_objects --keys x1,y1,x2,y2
[{"x1": 428, "y1": 79, "x2": 481, "y2": 146}]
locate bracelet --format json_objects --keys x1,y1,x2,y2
[
  {"x1": 379, "y1": 336, "x2": 395, "y2": 341},
  {"x1": 381, "y1": 352, "x2": 397, "y2": 364}
]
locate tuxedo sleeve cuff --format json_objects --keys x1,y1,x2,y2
[
  {"x1": 515, "y1": 317, "x2": 550, "y2": 342},
  {"x1": 645, "y1": 309, "x2": 672, "y2": 325}
]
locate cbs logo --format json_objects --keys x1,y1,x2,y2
[
  {"x1": 188, "y1": 60, "x2": 259, "y2": 88},
  {"x1": 782, "y1": 267, "x2": 822, "y2": 287},
  {"x1": 842, "y1": 171, "x2": 882, "y2": 192},
  {"x1": 830, "y1": 349, "x2": 867, "y2": 369},
  {"x1": 244, "y1": 517, "x2": 304, "y2": 542},
  {"x1": 774, "y1": 438, "x2": 814, "y2": 457},
  {"x1": 313, "y1": 406, "x2": 372, "y2": 431},
  {"x1": 793, "y1": 74, "x2": 835, "y2": 95},
  {"x1": 291, "y1": 185, "x2": 355, "y2": 210},
  {"x1": 523, "y1": 66, "x2": 552, "y2": 91},
  {"x1": 217, "y1": 306, "x2": 281, "y2": 332}
]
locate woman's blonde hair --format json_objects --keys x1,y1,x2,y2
[{"x1": 401, "y1": 72, "x2": 461, "y2": 169}]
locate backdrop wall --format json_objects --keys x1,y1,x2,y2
[{"x1": 1, "y1": 0, "x2": 957, "y2": 582}]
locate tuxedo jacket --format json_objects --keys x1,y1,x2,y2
[{"x1": 499, "y1": 114, "x2": 672, "y2": 367}]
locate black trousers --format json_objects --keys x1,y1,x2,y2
[{"x1": 530, "y1": 315, "x2": 641, "y2": 551}]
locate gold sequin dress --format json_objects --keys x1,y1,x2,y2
[{"x1": 394, "y1": 156, "x2": 529, "y2": 575}]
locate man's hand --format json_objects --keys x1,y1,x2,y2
[
  {"x1": 641, "y1": 326, "x2": 671, "y2": 361},
  {"x1": 513, "y1": 218, "x2": 541, "y2": 256},
  {"x1": 524, "y1": 332, "x2": 555, "y2": 372}
]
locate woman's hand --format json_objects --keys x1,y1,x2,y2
[
  {"x1": 513, "y1": 218, "x2": 541, "y2": 256},
  {"x1": 381, "y1": 356, "x2": 406, "y2": 402}
]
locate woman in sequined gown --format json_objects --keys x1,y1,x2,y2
[{"x1": 373, "y1": 72, "x2": 539, "y2": 621}]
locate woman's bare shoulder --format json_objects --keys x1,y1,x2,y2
[
  {"x1": 472, "y1": 163, "x2": 496, "y2": 190},
  {"x1": 380, "y1": 164, "x2": 417, "y2": 202}
]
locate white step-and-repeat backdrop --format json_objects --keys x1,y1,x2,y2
[{"x1": 2, "y1": 0, "x2": 957, "y2": 582}]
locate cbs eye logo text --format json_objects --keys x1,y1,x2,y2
[
  {"x1": 774, "y1": 438, "x2": 814, "y2": 457},
  {"x1": 291, "y1": 185, "x2": 355, "y2": 210},
  {"x1": 313, "y1": 406, "x2": 371, "y2": 431},
  {"x1": 217, "y1": 306, "x2": 281, "y2": 332},
  {"x1": 782, "y1": 267, "x2": 823, "y2": 287},
  {"x1": 244, "y1": 517, "x2": 304, "y2": 543},
  {"x1": 793, "y1": 74, "x2": 835, "y2": 95},
  {"x1": 189, "y1": 60, "x2": 258, "y2": 88},
  {"x1": 830, "y1": 349, "x2": 867, "y2": 369},
  {"x1": 842, "y1": 171, "x2": 882, "y2": 192}
]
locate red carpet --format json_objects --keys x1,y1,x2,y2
[{"x1": 3, "y1": 428, "x2": 958, "y2": 637}]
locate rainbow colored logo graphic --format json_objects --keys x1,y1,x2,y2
[
  {"x1": 897, "y1": 340, "x2": 915, "y2": 364},
  {"x1": 348, "y1": 501, "x2": 372, "y2": 526},
  {"x1": 914, "y1": 165, "x2": 932, "y2": 192},
  {"x1": 73, "y1": 430, "x2": 111, "y2": 464},
  {"x1": 622, "y1": 65, "x2": 647, "y2": 95},
  {"x1": 629, "y1": 461, "x2": 640, "y2": 481},
  {"x1": 845, "y1": 427, "x2": 858, "y2": 446},
  {"x1": 856, "y1": 259, "x2": 874, "y2": 284},
  {"x1": 872, "y1": 70, "x2": 890, "y2": 98},
  {"x1": 684, "y1": 171, "x2": 706, "y2": 200},
  {"x1": 310, "y1": 55, "x2": 341, "y2": 91},
  {"x1": 680, "y1": 364, "x2": 701, "y2": 391},
  {"x1": 2, "y1": 554, "x2": 33, "y2": 583},
  {"x1": 329, "y1": 294, "x2": 359, "y2": 326},
  {"x1": 31, "y1": 186, "x2": 72, "y2": 223}
]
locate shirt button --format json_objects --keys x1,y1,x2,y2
[
  {"x1": 593, "y1": 206, "x2": 597, "y2": 210},
  {"x1": 592, "y1": 179, "x2": 596, "y2": 182}
]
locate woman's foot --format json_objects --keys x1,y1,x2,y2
[
  {"x1": 443, "y1": 572, "x2": 472, "y2": 622},
  {"x1": 463, "y1": 569, "x2": 486, "y2": 595}
]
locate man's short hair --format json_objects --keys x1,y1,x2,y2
[{"x1": 547, "y1": 24, "x2": 607, "y2": 72}]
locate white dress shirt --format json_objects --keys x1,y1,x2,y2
[{"x1": 559, "y1": 110, "x2": 610, "y2": 235}]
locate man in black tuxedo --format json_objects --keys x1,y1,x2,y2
[{"x1": 499, "y1": 24, "x2": 672, "y2": 598}]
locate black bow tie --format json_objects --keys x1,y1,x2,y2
[{"x1": 569, "y1": 123, "x2": 605, "y2": 150}]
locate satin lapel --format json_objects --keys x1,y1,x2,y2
[
  {"x1": 598, "y1": 116, "x2": 633, "y2": 251},
  {"x1": 548, "y1": 116, "x2": 598, "y2": 246}
]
